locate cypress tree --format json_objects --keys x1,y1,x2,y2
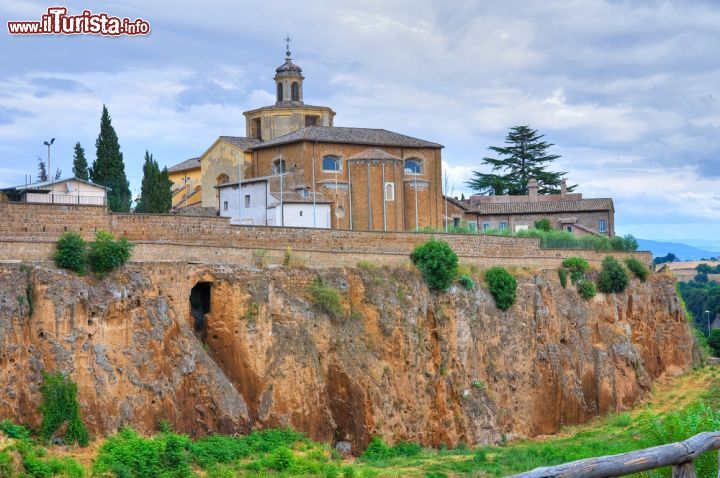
[
  {"x1": 72, "y1": 142, "x2": 89, "y2": 180},
  {"x1": 136, "y1": 151, "x2": 173, "y2": 214},
  {"x1": 90, "y1": 105, "x2": 131, "y2": 211},
  {"x1": 36, "y1": 156, "x2": 48, "y2": 182},
  {"x1": 467, "y1": 126, "x2": 577, "y2": 195}
]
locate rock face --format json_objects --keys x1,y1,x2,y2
[{"x1": 0, "y1": 263, "x2": 697, "y2": 451}]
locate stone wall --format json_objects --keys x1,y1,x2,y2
[{"x1": 0, "y1": 203, "x2": 651, "y2": 269}]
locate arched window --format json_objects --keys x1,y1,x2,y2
[
  {"x1": 291, "y1": 82, "x2": 300, "y2": 101},
  {"x1": 216, "y1": 173, "x2": 229, "y2": 185},
  {"x1": 404, "y1": 158, "x2": 422, "y2": 174},
  {"x1": 322, "y1": 155, "x2": 341, "y2": 172},
  {"x1": 277, "y1": 82, "x2": 283, "y2": 102},
  {"x1": 273, "y1": 158, "x2": 286, "y2": 174}
]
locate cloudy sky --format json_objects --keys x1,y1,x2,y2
[{"x1": 1, "y1": 0, "x2": 718, "y2": 242}]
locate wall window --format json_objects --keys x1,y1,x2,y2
[
  {"x1": 515, "y1": 224, "x2": 529, "y2": 232},
  {"x1": 291, "y1": 82, "x2": 300, "y2": 101},
  {"x1": 276, "y1": 82, "x2": 283, "y2": 102},
  {"x1": 453, "y1": 218, "x2": 461, "y2": 228},
  {"x1": 216, "y1": 173, "x2": 229, "y2": 185},
  {"x1": 244, "y1": 195, "x2": 250, "y2": 207},
  {"x1": 223, "y1": 201, "x2": 228, "y2": 211},
  {"x1": 384, "y1": 182, "x2": 395, "y2": 201},
  {"x1": 273, "y1": 158, "x2": 286, "y2": 174},
  {"x1": 336, "y1": 205, "x2": 346, "y2": 218},
  {"x1": 322, "y1": 155, "x2": 341, "y2": 171},
  {"x1": 302, "y1": 188, "x2": 309, "y2": 198},
  {"x1": 500, "y1": 222, "x2": 508, "y2": 231},
  {"x1": 305, "y1": 115, "x2": 318, "y2": 126},
  {"x1": 599, "y1": 219, "x2": 607, "y2": 233},
  {"x1": 299, "y1": 210, "x2": 303, "y2": 216},
  {"x1": 404, "y1": 158, "x2": 422, "y2": 174},
  {"x1": 567, "y1": 226, "x2": 572, "y2": 232},
  {"x1": 482, "y1": 223, "x2": 490, "y2": 230},
  {"x1": 468, "y1": 222, "x2": 477, "y2": 232}
]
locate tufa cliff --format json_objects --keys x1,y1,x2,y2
[{"x1": 0, "y1": 262, "x2": 697, "y2": 452}]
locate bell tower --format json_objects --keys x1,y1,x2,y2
[
  {"x1": 243, "y1": 36, "x2": 335, "y2": 140},
  {"x1": 274, "y1": 35, "x2": 304, "y2": 105}
]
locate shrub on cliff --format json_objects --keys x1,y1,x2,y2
[
  {"x1": 624, "y1": 257, "x2": 650, "y2": 282},
  {"x1": 54, "y1": 231, "x2": 88, "y2": 274},
  {"x1": 308, "y1": 277, "x2": 343, "y2": 318},
  {"x1": 39, "y1": 371, "x2": 89, "y2": 446},
  {"x1": 485, "y1": 267, "x2": 517, "y2": 311},
  {"x1": 562, "y1": 256, "x2": 590, "y2": 284},
  {"x1": 598, "y1": 256, "x2": 629, "y2": 293},
  {"x1": 576, "y1": 279, "x2": 597, "y2": 300},
  {"x1": 558, "y1": 268, "x2": 568, "y2": 288},
  {"x1": 410, "y1": 239, "x2": 458, "y2": 291},
  {"x1": 88, "y1": 230, "x2": 133, "y2": 278}
]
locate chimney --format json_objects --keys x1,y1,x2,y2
[
  {"x1": 560, "y1": 179, "x2": 567, "y2": 196},
  {"x1": 528, "y1": 178, "x2": 539, "y2": 202}
]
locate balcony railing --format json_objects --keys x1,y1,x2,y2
[{"x1": 24, "y1": 193, "x2": 106, "y2": 206}]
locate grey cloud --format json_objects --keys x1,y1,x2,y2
[{"x1": 0, "y1": 106, "x2": 32, "y2": 124}]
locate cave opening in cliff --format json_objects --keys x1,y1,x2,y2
[{"x1": 190, "y1": 282, "x2": 211, "y2": 340}]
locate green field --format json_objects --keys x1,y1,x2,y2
[{"x1": 1, "y1": 367, "x2": 718, "y2": 477}]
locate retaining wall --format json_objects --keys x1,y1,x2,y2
[{"x1": 0, "y1": 203, "x2": 651, "y2": 269}]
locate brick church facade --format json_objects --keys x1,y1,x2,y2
[{"x1": 169, "y1": 44, "x2": 444, "y2": 231}]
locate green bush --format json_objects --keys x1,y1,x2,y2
[
  {"x1": 485, "y1": 267, "x2": 517, "y2": 311},
  {"x1": 558, "y1": 268, "x2": 568, "y2": 288},
  {"x1": 308, "y1": 277, "x2": 343, "y2": 318},
  {"x1": 533, "y1": 218, "x2": 552, "y2": 232},
  {"x1": 93, "y1": 427, "x2": 192, "y2": 478},
  {"x1": 410, "y1": 239, "x2": 459, "y2": 291},
  {"x1": 264, "y1": 446, "x2": 295, "y2": 471},
  {"x1": 458, "y1": 274, "x2": 474, "y2": 290},
  {"x1": 16, "y1": 441, "x2": 85, "y2": 478},
  {"x1": 624, "y1": 257, "x2": 650, "y2": 282},
  {"x1": 87, "y1": 230, "x2": 133, "y2": 278},
  {"x1": 0, "y1": 418, "x2": 30, "y2": 440},
  {"x1": 39, "y1": 371, "x2": 89, "y2": 447},
  {"x1": 709, "y1": 329, "x2": 720, "y2": 357},
  {"x1": 361, "y1": 437, "x2": 422, "y2": 462},
  {"x1": 54, "y1": 232, "x2": 87, "y2": 274},
  {"x1": 610, "y1": 234, "x2": 639, "y2": 252},
  {"x1": 562, "y1": 257, "x2": 590, "y2": 281},
  {"x1": 0, "y1": 450, "x2": 11, "y2": 478},
  {"x1": 576, "y1": 279, "x2": 597, "y2": 300},
  {"x1": 598, "y1": 256, "x2": 629, "y2": 293},
  {"x1": 189, "y1": 428, "x2": 303, "y2": 468}
]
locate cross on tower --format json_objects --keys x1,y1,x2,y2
[{"x1": 284, "y1": 35, "x2": 292, "y2": 57}]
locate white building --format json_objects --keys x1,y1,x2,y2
[
  {"x1": 0, "y1": 177, "x2": 109, "y2": 206},
  {"x1": 217, "y1": 175, "x2": 332, "y2": 228}
]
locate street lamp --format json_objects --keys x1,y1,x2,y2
[
  {"x1": 43, "y1": 138, "x2": 55, "y2": 181},
  {"x1": 706, "y1": 310, "x2": 711, "y2": 336},
  {"x1": 43, "y1": 138, "x2": 55, "y2": 203}
]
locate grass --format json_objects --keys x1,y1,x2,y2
[{"x1": 0, "y1": 369, "x2": 717, "y2": 477}]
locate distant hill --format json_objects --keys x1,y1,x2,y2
[{"x1": 637, "y1": 239, "x2": 720, "y2": 260}]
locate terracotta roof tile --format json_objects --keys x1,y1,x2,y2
[
  {"x1": 467, "y1": 198, "x2": 614, "y2": 215},
  {"x1": 251, "y1": 126, "x2": 443, "y2": 149}
]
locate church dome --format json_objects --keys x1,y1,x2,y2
[{"x1": 275, "y1": 54, "x2": 303, "y2": 77}]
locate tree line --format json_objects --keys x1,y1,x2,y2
[{"x1": 44, "y1": 105, "x2": 172, "y2": 214}]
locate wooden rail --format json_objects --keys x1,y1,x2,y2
[{"x1": 511, "y1": 431, "x2": 720, "y2": 478}]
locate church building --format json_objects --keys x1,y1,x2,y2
[{"x1": 169, "y1": 43, "x2": 445, "y2": 231}]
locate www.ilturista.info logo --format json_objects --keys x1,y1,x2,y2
[{"x1": 7, "y1": 7, "x2": 150, "y2": 36}]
